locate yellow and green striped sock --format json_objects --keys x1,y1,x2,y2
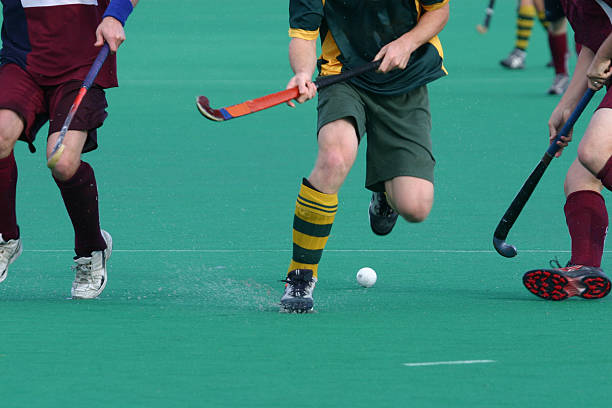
[
  {"x1": 288, "y1": 180, "x2": 338, "y2": 279},
  {"x1": 537, "y1": 10, "x2": 550, "y2": 30},
  {"x1": 515, "y1": 5, "x2": 536, "y2": 51}
]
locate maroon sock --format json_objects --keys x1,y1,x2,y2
[
  {"x1": 596, "y1": 156, "x2": 612, "y2": 191},
  {"x1": 54, "y1": 161, "x2": 106, "y2": 257},
  {"x1": 548, "y1": 32, "x2": 568, "y2": 75},
  {"x1": 564, "y1": 190, "x2": 608, "y2": 267},
  {"x1": 0, "y1": 152, "x2": 19, "y2": 241}
]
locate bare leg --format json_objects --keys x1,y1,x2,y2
[
  {"x1": 384, "y1": 176, "x2": 434, "y2": 223},
  {"x1": 47, "y1": 129, "x2": 87, "y2": 180},
  {"x1": 308, "y1": 118, "x2": 359, "y2": 193},
  {"x1": 577, "y1": 108, "x2": 612, "y2": 177}
]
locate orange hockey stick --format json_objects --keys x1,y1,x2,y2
[{"x1": 196, "y1": 60, "x2": 381, "y2": 122}]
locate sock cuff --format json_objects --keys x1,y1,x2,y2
[
  {"x1": 54, "y1": 161, "x2": 93, "y2": 189},
  {"x1": 565, "y1": 190, "x2": 605, "y2": 212},
  {"x1": 549, "y1": 31, "x2": 566, "y2": 39},
  {"x1": 298, "y1": 180, "x2": 338, "y2": 212},
  {"x1": 518, "y1": 5, "x2": 536, "y2": 16}
]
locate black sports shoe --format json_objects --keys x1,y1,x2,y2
[
  {"x1": 280, "y1": 269, "x2": 315, "y2": 313},
  {"x1": 523, "y1": 262, "x2": 611, "y2": 301},
  {"x1": 369, "y1": 192, "x2": 399, "y2": 236}
]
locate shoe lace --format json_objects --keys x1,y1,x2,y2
[
  {"x1": 548, "y1": 257, "x2": 575, "y2": 269},
  {"x1": 548, "y1": 257, "x2": 562, "y2": 269},
  {"x1": 374, "y1": 194, "x2": 395, "y2": 217},
  {"x1": 72, "y1": 261, "x2": 93, "y2": 283},
  {"x1": 0, "y1": 242, "x2": 14, "y2": 263},
  {"x1": 280, "y1": 277, "x2": 311, "y2": 297}
]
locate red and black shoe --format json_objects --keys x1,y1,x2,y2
[{"x1": 523, "y1": 264, "x2": 611, "y2": 301}]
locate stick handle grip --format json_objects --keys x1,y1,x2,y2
[
  {"x1": 83, "y1": 43, "x2": 110, "y2": 89},
  {"x1": 314, "y1": 60, "x2": 381, "y2": 90},
  {"x1": 47, "y1": 44, "x2": 110, "y2": 168}
]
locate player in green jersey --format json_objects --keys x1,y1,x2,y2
[{"x1": 279, "y1": 0, "x2": 450, "y2": 313}]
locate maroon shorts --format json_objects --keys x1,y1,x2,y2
[{"x1": 0, "y1": 63, "x2": 108, "y2": 153}]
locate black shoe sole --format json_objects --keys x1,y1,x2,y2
[
  {"x1": 280, "y1": 299, "x2": 314, "y2": 313},
  {"x1": 523, "y1": 269, "x2": 612, "y2": 301}
]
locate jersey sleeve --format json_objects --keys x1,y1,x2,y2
[
  {"x1": 419, "y1": 0, "x2": 450, "y2": 11},
  {"x1": 289, "y1": 0, "x2": 324, "y2": 40}
]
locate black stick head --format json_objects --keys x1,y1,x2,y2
[
  {"x1": 196, "y1": 96, "x2": 225, "y2": 122},
  {"x1": 493, "y1": 237, "x2": 517, "y2": 258}
]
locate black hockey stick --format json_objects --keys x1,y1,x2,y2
[{"x1": 493, "y1": 88, "x2": 595, "y2": 257}]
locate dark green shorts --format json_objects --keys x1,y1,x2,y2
[{"x1": 317, "y1": 81, "x2": 434, "y2": 192}]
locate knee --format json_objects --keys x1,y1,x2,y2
[
  {"x1": 0, "y1": 121, "x2": 21, "y2": 157},
  {"x1": 50, "y1": 154, "x2": 81, "y2": 181},
  {"x1": 393, "y1": 197, "x2": 432, "y2": 223},
  {"x1": 0, "y1": 130, "x2": 15, "y2": 157},
  {"x1": 577, "y1": 143, "x2": 600, "y2": 174},
  {"x1": 317, "y1": 147, "x2": 353, "y2": 177}
]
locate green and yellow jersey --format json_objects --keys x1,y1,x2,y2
[{"x1": 289, "y1": 0, "x2": 448, "y2": 95}]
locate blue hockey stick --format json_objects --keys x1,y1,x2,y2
[
  {"x1": 47, "y1": 43, "x2": 110, "y2": 168},
  {"x1": 493, "y1": 88, "x2": 596, "y2": 257}
]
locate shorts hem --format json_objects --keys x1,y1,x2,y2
[{"x1": 366, "y1": 170, "x2": 434, "y2": 192}]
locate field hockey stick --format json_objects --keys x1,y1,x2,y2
[
  {"x1": 476, "y1": 0, "x2": 496, "y2": 34},
  {"x1": 493, "y1": 88, "x2": 595, "y2": 258},
  {"x1": 47, "y1": 43, "x2": 110, "y2": 169},
  {"x1": 196, "y1": 60, "x2": 382, "y2": 122}
]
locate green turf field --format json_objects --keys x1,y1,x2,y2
[{"x1": 2, "y1": 1, "x2": 612, "y2": 407}]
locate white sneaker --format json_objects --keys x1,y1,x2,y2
[
  {"x1": 0, "y1": 234, "x2": 22, "y2": 283},
  {"x1": 71, "y1": 230, "x2": 112, "y2": 299},
  {"x1": 500, "y1": 48, "x2": 526, "y2": 69},
  {"x1": 548, "y1": 74, "x2": 570, "y2": 95}
]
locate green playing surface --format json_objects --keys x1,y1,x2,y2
[{"x1": 2, "y1": 1, "x2": 612, "y2": 406}]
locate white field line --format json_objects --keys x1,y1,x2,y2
[
  {"x1": 403, "y1": 360, "x2": 496, "y2": 367},
  {"x1": 21, "y1": 249, "x2": 579, "y2": 253}
]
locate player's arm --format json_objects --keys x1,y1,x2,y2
[
  {"x1": 94, "y1": 0, "x2": 139, "y2": 53},
  {"x1": 374, "y1": 1, "x2": 449, "y2": 73},
  {"x1": 286, "y1": 38, "x2": 318, "y2": 107},
  {"x1": 548, "y1": 45, "x2": 595, "y2": 156},
  {"x1": 286, "y1": 0, "x2": 322, "y2": 106},
  {"x1": 587, "y1": 33, "x2": 612, "y2": 91}
]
